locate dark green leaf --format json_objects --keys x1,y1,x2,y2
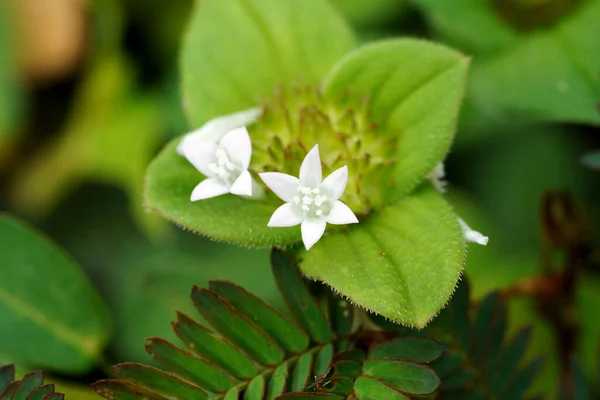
[
  {"x1": 277, "y1": 394, "x2": 343, "y2": 399},
  {"x1": 271, "y1": 250, "x2": 332, "y2": 343},
  {"x1": 431, "y1": 352, "x2": 464, "y2": 378},
  {"x1": 244, "y1": 375, "x2": 265, "y2": 400},
  {"x1": 582, "y1": 152, "x2": 600, "y2": 171},
  {"x1": 489, "y1": 327, "x2": 531, "y2": 394},
  {"x1": 328, "y1": 294, "x2": 353, "y2": 336},
  {"x1": 370, "y1": 337, "x2": 444, "y2": 363},
  {"x1": 209, "y1": 281, "x2": 309, "y2": 353},
  {"x1": 0, "y1": 382, "x2": 17, "y2": 400},
  {"x1": 173, "y1": 311, "x2": 258, "y2": 379},
  {"x1": 314, "y1": 344, "x2": 334, "y2": 379},
  {"x1": 25, "y1": 384, "x2": 55, "y2": 400},
  {"x1": 93, "y1": 380, "x2": 169, "y2": 400},
  {"x1": 0, "y1": 365, "x2": 14, "y2": 394},
  {"x1": 353, "y1": 376, "x2": 410, "y2": 399},
  {"x1": 334, "y1": 350, "x2": 365, "y2": 364},
  {"x1": 145, "y1": 338, "x2": 233, "y2": 392},
  {"x1": 111, "y1": 363, "x2": 207, "y2": 399},
  {"x1": 471, "y1": 294, "x2": 506, "y2": 371},
  {"x1": 192, "y1": 287, "x2": 285, "y2": 366},
  {"x1": 291, "y1": 353, "x2": 313, "y2": 392},
  {"x1": 267, "y1": 362, "x2": 288, "y2": 400},
  {"x1": 440, "y1": 368, "x2": 477, "y2": 390},
  {"x1": 12, "y1": 371, "x2": 43, "y2": 400},
  {"x1": 40, "y1": 394, "x2": 64, "y2": 400},
  {"x1": 504, "y1": 357, "x2": 544, "y2": 399},
  {"x1": 333, "y1": 361, "x2": 362, "y2": 379},
  {"x1": 362, "y1": 359, "x2": 440, "y2": 394}
]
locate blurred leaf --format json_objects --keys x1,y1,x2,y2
[
  {"x1": 582, "y1": 151, "x2": 600, "y2": 171},
  {"x1": 297, "y1": 184, "x2": 465, "y2": 328},
  {"x1": 0, "y1": 1, "x2": 22, "y2": 138},
  {"x1": 0, "y1": 215, "x2": 110, "y2": 373},
  {"x1": 9, "y1": 55, "x2": 168, "y2": 238},
  {"x1": 94, "y1": 249, "x2": 444, "y2": 398},
  {"x1": 0, "y1": 366, "x2": 65, "y2": 400},
  {"x1": 329, "y1": 0, "x2": 406, "y2": 29},
  {"x1": 181, "y1": 0, "x2": 356, "y2": 127}
]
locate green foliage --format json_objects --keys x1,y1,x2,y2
[
  {"x1": 329, "y1": 0, "x2": 406, "y2": 28},
  {"x1": 372, "y1": 278, "x2": 543, "y2": 398},
  {"x1": 0, "y1": 1, "x2": 21, "y2": 138},
  {"x1": 93, "y1": 250, "x2": 445, "y2": 399},
  {"x1": 0, "y1": 365, "x2": 64, "y2": 399},
  {"x1": 414, "y1": 0, "x2": 600, "y2": 125},
  {"x1": 0, "y1": 215, "x2": 111, "y2": 373}
]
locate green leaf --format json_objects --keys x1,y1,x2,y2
[
  {"x1": 0, "y1": 365, "x2": 13, "y2": 394},
  {"x1": 297, "y1": 184, "x2": 465, "y2": 328},
  {"x1": 267, "y1": 362, "x2": 288, "y2": 400},
  {"x1": 291, "y1": 353, "x2": 313, "y2": 392},
  {"x1": 12, "y1": 371, "x2": 43, "y2": 400},
  {"x1": 144, "y1": 139, "x2": 300, "y2": 246},
  {"x1": 323, "y1": 39, "x2": 469, "y2": 199},
  {"x1": 314, "y1": 344, "x2": 334, "y2": 379},
  {"x1": 329, "y1": 0, "x2": 406, "y2": 29},
  {"x1": 271, "y1": 250, "x2": 332, "y2": 343},
  {"x1": 25, "y1": 384, "x2": 55, "y2": 400},
  {"x1": 244, "y1": 375, "x2": 265, "y2": 400},
  {"x1": 111, "y1": 363, "x2": 207, "y2": 400},
  {"x1": 353, "y1": 376, "x2": 410, "y2": 400},
  {"x1": 0, "y1": 215, "x2": 111, "y2": 372},
  {"x1": 370, "y1": 337, "x2": 444, "y2": 363},
  {"x1": 93, "y1": 380, "x2": 169, "y2": 400},
  {"x1": 362, "y1": 359, "x2": 440, "y2": 394},
  {"x1": 172, "y1": 312, "x2": 258, "y2": 379},
  {"x1": 191, "y1": 288, "x2": 285, "y2": 365},
  {"x1": 469, "y1": 1, "x2": 600, "y2": 125},
  {"x1": 180, "y1": 0, "x2": 356, "y2": 127},
  {"x1": 209, "y1": 281, "x2": 309, "y2": 353},
  {"x1": 145, "y1": 338, "x2": 233, "y2": 392},
  {"x1": 582, "y1": 151, "x2": 600, "y2": 171}
]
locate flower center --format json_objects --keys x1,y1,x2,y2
[
  {"x1": 208, "y1": 147, "x2": 241, "y2": 186},
  {"x1": 292, "y1": 185, "x2": 331, "y2": 219},
  {"x1": 250, "y1": 85, "x2": 396, "y2": 215}
]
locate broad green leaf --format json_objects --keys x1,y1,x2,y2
[
  {"x1": 271, "y1": 250, "x2": 332, "y2": 343},
  {"x1": 323, "y1": 39, "x2": 469, "y2": 199},
  {"x1": 297, "y1": 184, "x2": 465, "y2": 328},
  {"x1": 191, "y1": 288, "x2": 285, "y2": 366},
  {"x1": 0, "y1": 215, "x2": 111, "y2": 372},
  {"x1": 144, "y1": 139, "x2": 300, "y2": 246},
  {"x1": 93, "y1": 380, "x2": 169, "y2": 400},
  {"x1": 469, "y1": 1, "x2": 600, "y2": 125},
  {"x1": 582, "y1": 151, "x2": 600, "y2": 171},
  {"x1": 362, "y1": 359, "x2": 440, "y2": 394},
  {"x1": 370, "y1": 338, "x2": 444, "y2": 363},
  {"x1": 145, "y1": 338, "x2": 233, "y2": 392},
  {"x1": 354, "y1": 377, "x2": 410, "y2": 400},
  {"x1": 209, "y1": 281, "x2": 309, "y2": 353},
  {"x1": 173, "y1": 312, "x2": 258, "y2": 379},
  {"x1": 111, "y1": 363, "x2": 207, "y2": 399},
  {"x1": 181, "y1": 0, "x2": 356, "y2": 127}
]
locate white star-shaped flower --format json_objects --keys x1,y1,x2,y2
[
  {"x1": 259, "y1": 145, "x2": 359, "y2": 250},
  {"x1": 181, "y1": 126, "x2": 258, "y2": 200},
  {"x1": 177, "y1": 107, "x2": 262, "y2": 156}
]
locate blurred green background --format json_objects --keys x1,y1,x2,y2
[{"x1": 0, "y1": 0, "x2": 599, "y2": 398}]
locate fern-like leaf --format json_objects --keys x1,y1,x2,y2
[
  {"x1": 93, "y1": 249, "x2": 444, "y2": 399},
  {"x1": 0, "y1": 365, "x2": 64, "y2": 400}
]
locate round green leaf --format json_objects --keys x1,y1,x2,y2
[
  {"x1": 354, "y1": 377, "x2": 410, "y2": 399},
  {"x1": 362, "y1": 359, "x2": 440, "y2": 394},
  {"x1": 144, "y1": 139, "x2": 300, "y2": 246},
  {"x1": 323, "y1": 39, "x2": 469, "y2": 200},
  {"x1": 296, "y1": 184, "x2": 465, "y2": 328},
  {"x1": 0, "y1": 215, "x2": 111, "y2": 372},
  {"x1": 180, "y1": 0, "x2": 356, "y2": 127}
]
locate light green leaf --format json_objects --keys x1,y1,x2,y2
[
  {"x1": 181, "y1": 0, "x2": 356, "y2": 127},
  {"x1": 323, "y1": 39, "x2": 469, "y2": 199},
  {"x1": 354, "y1": 376, "x2": 410, "y2": 399},
  {"x1": 297, "y1": 184, "x2": 465, "y2": 328},
  {"x1": 0, "y1": 215, "x2": 111, "y2": 372},
  {"x1": 144, "y1": 139, "x2": 299, "y2": 246}
]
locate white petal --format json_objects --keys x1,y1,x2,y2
[
  {"x1": 267, "y1": 203, "x2": 304, "y2": 227},
  {"x1": 219, "y1": 126, "x2": 252, "y2": 170},
  {"x1": 182, "y1": 141, "x2": 218, "y2": 177},
  {"x1": 177, "y1": 107, "x2": 262, "y2": 154},
  {"x1": 458, "y1": 218, "x2": 489, "y2": 246},
  {"x1": 230, "y1": 170, "x2": 253, "y2": 196},
  {"x1": 320, "y1": 165, "x2": 348, "y2": 200},
  {"x1": 259, "y1": 172, "x2": 300, "y2": 202},
  {"x1": 326, "y1": 201, "x2": 359, "y2": 225},
  {"x1": 191, "y1": 178, "x2": 230, "y2": 201},
  {"x1": 299, "y1": 145, "x2": 322, "y2": 187},
  {"x1": 427, "y1": 162, "x2": 447, "y2": 193},
  {"x1": 301, "y1": 218, "x2": 327, "y2": 251}
]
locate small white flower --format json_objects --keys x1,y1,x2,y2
[
  {"x1": 259, "y1": 145, "x2": 359, "y2": 250},
  {"x1": 177, "y1": 107, "x2": 262, "y2": 156},
  {"x1": 428, "y1": 162, "x2": 447, "y2": 193},
  {"x1": 182, "y1": 126, "x2": 258, "y2": 201},
  {"x1": 458, "y1": 218, "x2": 489, "y2": 246}
]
